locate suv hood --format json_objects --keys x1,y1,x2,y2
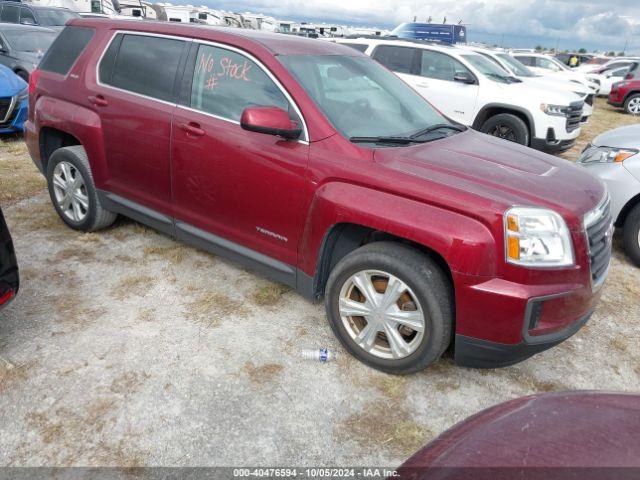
[
  {"x1": 495, "y1": 80, "x2": 582, "y2": 105},
  {"x1": 373, "y1": 130, "x2": 604, "y2": 227}
]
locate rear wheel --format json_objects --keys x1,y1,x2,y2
[
  {"x1": 46, "y1": 146, "x2": 117, "y2": 232},
  {"x1": 480, "y1": 113, "x2": 530, "y2": 146},
  {"x1": 624, "y1": 94, "x2": 640, "y2": 115},
  {"x1": 623, "y1": 204, "x2": 640, "y2": 267},
  {"x1": 325, "y1": 242, "x2": 453, "y2": 374}
]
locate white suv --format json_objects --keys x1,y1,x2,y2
[
  {"x1": 337, "y1": 39, "x2": 584, "y2": 152},
  {"x1": 511, "y1": 53, "x2": 601, "y2": 93},
  {"x1": 460, "y1": 46, "x2": 594, "y2": 123}
]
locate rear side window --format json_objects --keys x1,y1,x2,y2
[
  {"x1": 341, "y1": 43, "x2": 368, "y2": 53},
  {"x1": 371, "y1": 45, "x2": 416, "y2": 75},
  {"x1": 515, "y1": 56, "x2": 534, "y2": 67},
  {"x1": 99, "y1": 33, "x2": 186, "y2": 103},
  {"x1": 39, "y1": 26, "x2": 94, "y2": 75},
  {"x1": 19, "y1": 7, "x2": 36, "y2": 25},
  {"x1": 0, "y1": 4, "x2": 19, "y2": 22},
  {"x1": 189, "y1": 44, "x2": 293, "y2": 123}
]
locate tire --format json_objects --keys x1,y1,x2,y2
[
  {"x1": 623, "y1": 204, "x2": 640, "y2": 267},
  {"x1": 624, "y1": 94, "x2": 640, "y2": 115},
  {"x1": 15, "y1": 70, "x2": 29, "y2": 83},
  {"x1": 46, "y1": 145, "x2": 117, "y2": 232},
  {"x1": 325, "y1": 241, "x2": 453, "y2": 374},
  {"x1": 480, "y1": 113, "x2": 530, "y2": 146}
]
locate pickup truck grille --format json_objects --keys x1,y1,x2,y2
[
  {"x1": 585, "y1": 196, "x2": 612, "y2": 289},
  {"x1": 566, "y1": 101, "x2": 584, "y2": 133}
]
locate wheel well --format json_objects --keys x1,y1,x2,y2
[
  {"x1": 39, "y1": 127, "x2": 82, "y2": 173},
  {"x1": 623, "y1": 90, "x2": 640, "y2": 105},
  {"x1": 616, "y1": 193, "x2": 640, "y2": 228},
  {"x1": 472, "y1": 107, "x2": 532, "y2": 142},
  {"x1": 314, "y1": 223, "x2": 454, "y2": 297}
]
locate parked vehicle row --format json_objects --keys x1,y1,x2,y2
[
  {"x1": 23, "y1": 19, "x2": 612, "y2": 374},
  {"x1": 336, "y1": 38, "x2": 593, "y2": 153}
]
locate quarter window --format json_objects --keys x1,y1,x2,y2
[
  {"x1": 39, "y1": 25, "x2": 94, "y2": 75},
  {"x1": 189, "y1": 44, "x2": 295, "y2": 124},
  {"x1": 371, "y1": 45, "x2": 416, "y2": 75},
  {"x1": 419, "y1": 50, "x2": 470, "y2": 81},
  {"x1": 100, "y1": 33, "x2": 186, "y2": 103}
]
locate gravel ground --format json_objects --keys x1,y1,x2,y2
[{"x1": 0, "y1": 98, "x2": 639, "y2": 467}]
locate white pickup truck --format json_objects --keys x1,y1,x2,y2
[{"x1": 337, "y1": 38, "x2": 585, "y2": 152}]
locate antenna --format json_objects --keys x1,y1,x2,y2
[
  {"x1": 413, "y1": 15, "x2": 416, "y2": 22},
  {"x1": 443, "y1": 16, "x2": 447, "y2": 24},
  {"x1": 458, "y1": 19, "x2": 462, "y2": 24},
  {"x1": 427, "y1": 16, "x2": 432, "y2": 23}
]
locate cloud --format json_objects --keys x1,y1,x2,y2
[{"x1": 196, "y1": 0, "x2": 640, "y2": 50}]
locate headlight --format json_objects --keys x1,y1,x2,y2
[
  {"x1": 578, "y1": 144, "x2": 637, "y2": 164},
  {"x1": 17, "y1": 87, "x2": 28, "y2": 103},
  {"x1": 504, "y1": 207, "x2": 574, "y2": 267},
  {"x1": 540, "y1": 103, "x2": 570, "y2": 116}
]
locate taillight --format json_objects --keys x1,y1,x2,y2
[
  {"x1": 0, "y1": 290, "x2": 14, "y2": 306},
  {"x1": 28, "y1": 68, "x2": 40, "y2": 96}
]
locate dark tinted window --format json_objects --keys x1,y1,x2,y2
[
  {"x1": 39, "y1": 25, "x2": 94, "y2": 75},
  {"x1": 372, "y1": 45, "x2": 416, "y2": 74},
  {"x1": 341, "y1": 43, "x2": 368, "y2": 53},
  {"x1": 0, "y1": 4, "x2": 19, "y2": 22},
  {"x1": 190, "y1": 44, "x2": 294, "y2": 123},
  {"x1": 103, "y1": 34, "x2": 185, "y2": 102},
  {"x1": 19, "y1": 7, "x2": 36, "y2": 24},
  {"x1": 515, "y1": 55, "x2": 534, "y2": 66}
]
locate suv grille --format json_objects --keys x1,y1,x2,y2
[
  {"x1": 566, "y1": 101, "x2": 584, "y2": 133},
  {"x1": 0, "y1": 97, "x2": 12, "y2": 121},
  {"x1": 584, "y1": 196, "x2": 612, "y2": 289}
]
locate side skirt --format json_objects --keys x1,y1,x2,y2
[{"x1": 97, "y1": 190, "x2": 318, "y2": 299}]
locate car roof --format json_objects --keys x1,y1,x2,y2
[
  {"x1": 0, "y1": 23, "x2": 57, "y2": 33},
  {"x1": 336, "y1": 37, "x2": 478, "y2": 55},
  {"x1": 68, "y1": 18, "x2": 363, "y2": 56},
  {"x1": 0, "y1": 1, "x2": 72, "y2": 9}
]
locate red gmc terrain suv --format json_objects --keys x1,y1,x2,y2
[{"x1": 25, "y1": 20, "x2": 612, "y2": 373}]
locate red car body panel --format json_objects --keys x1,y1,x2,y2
[
  {"x1": 25, "y1": 19, "x2": 610, "y2": 368},
  {"x1": 608, "y1": 76, "x2": 640, "y2": 108},
  {"x1": 397, "y1": 391, "x2": 640, "y2": 478}
]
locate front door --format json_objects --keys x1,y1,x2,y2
[{"x1": 170, "y1": 42, "x2": 310, "y2": 273}]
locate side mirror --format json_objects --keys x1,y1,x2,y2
[
  {"x1": 453, "y1": 71, "x2": 475, "y2": 84},
  {"x1": 240, "y1": 106, "x2": 301, "y2": 140}
]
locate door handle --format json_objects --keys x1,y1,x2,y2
[
  {"x1": 179, "y1": 122, "x2": 205, "y2": 137},
  {"x1": 88, "y1": 95, "x2": 108, "y2": 107}
]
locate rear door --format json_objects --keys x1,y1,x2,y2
[
  {"x1": 170, "y1": 42, "x2": 310, "y2": 275},
  {"x1": 93, "y1": 32, "x2": 189, "y2": 227}
]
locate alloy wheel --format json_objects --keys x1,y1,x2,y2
[
  {"x1": 338, "y1": 270, "x2": 426, "y2": 360},
  {"x1": 628, "y1": 97, "x2": 640, "y2": 115},
  {"x1": 490, "y1": 124, "x2": 517, "y2": 142},
  {"x1": 52, "y1": 161, "x2": 89, "y2": 223}
]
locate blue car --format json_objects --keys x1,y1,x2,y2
[{"x1": 0, "y1": 64, "x2": 27, "y2": 134}]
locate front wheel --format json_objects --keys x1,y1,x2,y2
[
  {"x1": 480, "y1": 113, "x2": 530, "y2": 146},
  {"x1": 325, "y1": 242, "x2": 453, "y2": 374},
  {"x1": 623, "y1": 204, "x2": 640, "y2": 267},
  {"x1": 624, "y1": 94, "x2": 640, "y2": 115}
]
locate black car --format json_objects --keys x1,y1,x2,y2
[
  {"x1": 0, "y1": 24, "x2": 57, "y2": 81},
  {"x1": 0, "y1": 1, "x2": 79, "y2": 30},
  {"x1": 0, "y1": 206, "x2": 18, "y2": 310}
]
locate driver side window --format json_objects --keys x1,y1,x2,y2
[
  {"x1": 190, "y1": 44, "x2": 296, "y2": 125},
  {"x1": 20, "y1": 7, "x2": 36, "y2": 24},
  {"x1": 537, "y1": 57, "x2": 559, "y2": 71},
  {"x1": 420, "y1": 50, "x2": 470, "y2": 81}
]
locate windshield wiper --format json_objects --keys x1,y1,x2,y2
[
  {"x1": 409, "y1": 123, "x2": 466, "y2": 139},
  {"x1": 350, "y1": 136, "x2": 416, "y2": 145}
]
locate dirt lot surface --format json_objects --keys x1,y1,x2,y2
[{"x1": 1, "y1": 98, "x2": 639, "y2": 467}]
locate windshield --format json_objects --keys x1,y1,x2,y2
[
  {"x1": 461, "y1": 54, "x2": 512, "y2": 83},
  {"x1": 496, "y1": 53, "x2": 535, "y2": 77},
  {"x1": 4, "y1": 31, "x2": 56, "y2": 53},
  {"x1": 36, "y1": 8, "x2": 79, "y2": 26},
  {"x1": 278, "y1": 55, "x2": 451, "y2": 141}
]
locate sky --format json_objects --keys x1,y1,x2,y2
[{"x1": 188, "y1": 0, "x2": 640, "y2": 53}]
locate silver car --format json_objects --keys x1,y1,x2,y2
[{"x1": 577, "y1": 124, "x2": 640, "y2": 266}]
